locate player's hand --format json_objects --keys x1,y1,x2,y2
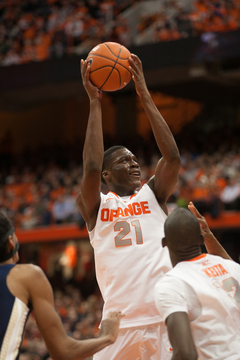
[
  {"x1": 129, "y1": 54, "x2": 148, "y2": 97},
  {"x1": 188, "y1": 201, "x2": 212, "y2": 239},
  {"x1": 98, "y1": 311, "x2": 124, "y2": 344},
  {"x1": 81, "y1": 59, "x2": 102, "y2": 100}
]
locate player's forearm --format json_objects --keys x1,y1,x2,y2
[
  {"x1": 65, "y1": 335, "x2": 113, "y2": 360},
  {"x1": 204, "y1": 232, "x2": 232, "y2": 260},
  {"x1": 83, "y1": 98, "x2": 104, "y2": 169},
  {"x1": 139, "y1": 91, "x2": 180, "y2": 161}
]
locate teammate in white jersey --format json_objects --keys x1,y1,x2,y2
[
  {"x1": 0, "y1": 211, "x2": 122, "y2": 360},
  {"x1": 154, "y1": 207, "x2": 240, "y2": 360},
  {"x1": 77, "y1": 53, "x2": 181, "y2": 360}
]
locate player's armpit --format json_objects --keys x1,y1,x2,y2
[{"x1": 166, "y1": 312, "x2": 198, "y2": 360}]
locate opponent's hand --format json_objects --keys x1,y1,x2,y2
[
  {"x1": 98, "y1": 311, "x2": 123, "y2": 344},
  {"x1": 129, "y1": 54, "x2": 148, "y2": 97},
  {"x1": 81, "y1": 59, "x2": 102, "y2": 100},
  {"x1": 188, "y1": 201, "x2": 212, "y2": 239}
]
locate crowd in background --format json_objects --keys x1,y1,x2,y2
[
  {"x1": 0, "y1": 0, "x2": 240, "y2": 66},
  {"x1": 1, "y1": 120, "x2": 240, "y2": 230}
]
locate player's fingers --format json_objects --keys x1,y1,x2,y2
[
  {"x1": 108, "y1": 311, "x2": 122, "y2": 319},
  {"x1": 188, "y1": 202, "x2": 202, "y2": 217}
]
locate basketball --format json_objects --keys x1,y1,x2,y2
[{"x1": 86, "y1": 42, "x2": 132, "y2": 92}]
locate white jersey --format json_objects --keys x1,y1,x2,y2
[
  {"x1": 89, "y1": 183, "x2": 171, "y2": 328},
  {"x1": 155, "y1": 253, "x2": 240, "y2": 359}
]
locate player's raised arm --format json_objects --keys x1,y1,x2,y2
[
  {"x1": 26, "y1": 265, "x2": 122, "y2": 360},
  {"x1": 188, "y1": 201, "x2": 232, "y2": 260},
  {"x1": 129, "y1": 54, "x2": 181, "y2": 208},
  {"x1": 77, "y1": 59, "x2": 103, "y2": 231}
]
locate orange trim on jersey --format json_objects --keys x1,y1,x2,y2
[
  {"x1": 108, "y1": 192, "x2": 137, "y2": 200},
  {"x1": 130, "y1": 193, "x2": 137, "y2": 200},
  {"x1": 188, "y1": 253, "x2": 207, "y2": 262},
  {"x1": 108, "y1": 191, "x2": 119, "y2": 198}
]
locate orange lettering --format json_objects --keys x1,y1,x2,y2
[
  {"x1": 110, "y1": 209, "x2": 118, "y2": 221},
  {"x1": 218, "y1": 264, "x2": 228, "y2": 275},
  {"x1": 101, "y1": 208, "x2": 109, "y2": 221},
  {"x1": 140, "y1": 201, "x2": 151, "y2": 214},
  {"x1": 117, "y1": 207, "x2": 124, "y2": 217},
  {"x1": 132, "y1": 202, "x2": 141, "y2": 215},
  {"x1": 124, "y1": 204, "x2": 133, "y2": 216},
  {"x1": 203, "y1": 264, "x2": 228, "y2": 278}
]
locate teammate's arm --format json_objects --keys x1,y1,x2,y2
[
  {"x1": 166, "y1": 312, "x2": 198, "y2": 360},
  {"x1": 188, "y1": 202, "x2": 232, "y2": 260},
  {"x1": 129, "y1": 54, "x2": 181, "y2": 207},
  {"x1": 27, "y1": 265, "x2": 122, "y2": 360},
  {"x1": 76, "y1": 59, "x2": 103, "y2": 231}
]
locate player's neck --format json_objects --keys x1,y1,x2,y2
[
  {"x1": 108, "y1": 185, "x2": 137, "y2": 197},
  {"x1": 170, "y1": 248, "x2": 203, "y2": 267}
]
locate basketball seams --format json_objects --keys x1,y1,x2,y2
[
  {"x1": 87, "y1": 42, "x2": 132, "y2": 91},
  {"x1": 98, "y1": 45, "x2": 122, "y2": 90},
  {"x1": 89, "y1": 54, "x2": 131, "y2": 74},
  {"x1": 104, "y1": 43, "x2": 129, "y2": 60}
]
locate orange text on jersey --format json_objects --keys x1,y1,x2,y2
[
  {"x1": 101, "y1": 201, "x2": 151, "y2": 222},
  {"x1": 202, "y1": 264, "x2": 228, "y2": 278}
]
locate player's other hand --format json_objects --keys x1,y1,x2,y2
[
  {"x1": 80, "y1": 59, "x2": 102, "y2": 100},
  {"x1": 188, "y1": 201, "x2": 212, "y2": 238},
  {"x1": 99, "y1": 311, "x2": 124, "y2": 343},
  {"x1": 129, "y1": 54, "x2": 147, "y2": 97}
]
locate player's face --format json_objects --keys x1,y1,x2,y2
[{"x1": 105, "y1": 148, "x2": 141, "y2": 195}]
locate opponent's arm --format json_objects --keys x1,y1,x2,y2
[
  {"x1": 188, "y1": 202, "x2": 232, "y2": 260},
  {"x1": 27, "y1": 265, "x2": 122, "y2": 360},
  {"x1": 129, "y1": 55, "x2": 180, "y2": 207},
  {"x1": 166, "y1": 312, "x2": 198, "y2": 360},
  {"x1": 77, "y1": 59, "x2": 103, "y2": 230}
]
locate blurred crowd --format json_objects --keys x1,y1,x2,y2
[
  {"x1": 1, "y1": 123, "x2": 240, "y2": 230},
  {"x1": 19, "y1": 285, "x2": 103, "y2": 360},
  {"x1": 0, "y1": 0, "x2": 240, "y2": 66}
]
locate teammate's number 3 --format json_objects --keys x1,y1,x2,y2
[{"x1": 114, "y1": 220, "x2": 143, "y2": 247}]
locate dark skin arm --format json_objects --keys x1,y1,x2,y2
[
  {"x1": 166, "y1": 312, "x2": 198, "y2": 360},
  {"x1": 8, "y1": 264, "x2": 122, "y2": 360},
  {"x1": 188, "y1": 202, "x2": 232, "y2": 260},
  {"x1": 129, "y1": 55, "x2": 181, "y2": 213},
  {"x1": 77, "y1": 59, "x2": 103, "y2": 231}
]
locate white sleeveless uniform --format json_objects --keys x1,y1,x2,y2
[
  {"x1": 89, "y1": 183, "x2": 171, "y2": 327},
  {"x1": 90, "y1": 184, "x2": 173, "y2": 359},
  {"x1": 155, "y1": 253, "x2": 240, "y2": 359}
]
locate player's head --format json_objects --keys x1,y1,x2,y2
[
  {"x1": 0, "y1": 212, "x2": 19, "y2": 264},
  {"x1": 101, "y1": 145, "x2": 126, "y2": 184},
  {"x1": 101, "y1": 146, "x2": 141, "y2": 195},
  {"x1": 162, "y1": 207, "x2": 203, "y2": 265}
]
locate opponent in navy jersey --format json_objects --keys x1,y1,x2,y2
[{"x1": 0, "y1": 212, "x2": 122, "y2": 360}]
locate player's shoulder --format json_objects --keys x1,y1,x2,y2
[{"x1": 14, "y1": 263, "x2": 46, "y2": 281}]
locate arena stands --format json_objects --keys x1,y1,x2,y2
[{"x1": 0, "y1": 0, "x2": 240, "y2": 66}]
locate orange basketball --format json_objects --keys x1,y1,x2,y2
[{"x1": 86, "y1": 42, "x2": 132, "y2": 92}]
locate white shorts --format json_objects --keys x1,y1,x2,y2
[{"x1": 93, "y1": 322, "x2": 172, "y2": 360}]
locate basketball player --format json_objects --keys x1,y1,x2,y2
[
  {"x1": 154, "y1": 207, "x2": 240, "y2": 360},
  {"x1": 0, "y1": 211, "x2": 122, "y2": 360},
  {"x1": 77, "y1": 53, "x2": 181, "y2": 360}
]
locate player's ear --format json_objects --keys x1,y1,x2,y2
[
  {"x1": 162, "y1": 237, "x2": 167, "y2": 248},
  {"x1": 102, "y1": 170, "x2": 110, "y2": 182}
]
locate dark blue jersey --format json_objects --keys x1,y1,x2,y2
[{"x1": 0, "y1": 264, "x2": 30, "y2": 359}]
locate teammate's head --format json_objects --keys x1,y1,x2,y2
[
  {"x1": 0, "y1": 212, "x2": 19, "y2": 263},
  {"x1": 162, "y1": 207, "x2": 203, "y2": 265},
  {"x1": 101, "y1": 145, "x2": 126, "y2": 184}
]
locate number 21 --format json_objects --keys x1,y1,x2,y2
[{"x1": 114, "y1": 220, "x2": 143, "y2": 247}]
